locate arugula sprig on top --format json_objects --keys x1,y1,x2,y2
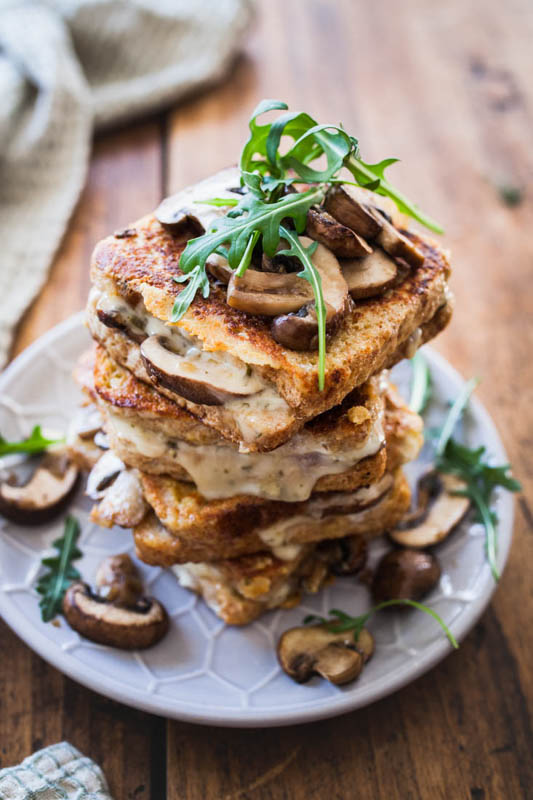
[
  {"x1": 409, "y1": 353, "x2": 521, "y2": 580},
  {"x1": 172, "y1": 99, "x2": 442, "y2": 391}
]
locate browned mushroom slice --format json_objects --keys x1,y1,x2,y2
[
  {"x1": 326, "y1": 185, "x2": 425, "y2": 269},
  {"x1": 277, "y1": 625, "x2": 374, "y2": 685},
  {"x1": 342, "y1": 250, "x2": 398, "y2": 299},
  {"x1": 63, "y1": 582, "x2": 169, "y2": 650},
  {"x1": 227, "y1": 270, "x2": 314, "y2": 316},
  {"x1": 206, "y1": 254, "x2": 233, "y2": 284},
  {"x1": 371, "y1": 549, "x2": 441, "y2": 604},
  {"x1": 270, "y1": 238, "x2": 349, "y2": 350},
  {"x1": 389, "y1": 471, "x2": 470, "y2": 547},
  {"x1": 96, "y1": 308, "x2": 146, "y2": 345},
  {"x1": 325, "y1": 184, "x2": 383, "y2": 239},
  {"x1": 140, "y1": 335, "x2": 263, "y2": 406},
  {"x1": 0, "y1": 453, "x2": 79, "y2": 526},
  {"x1": 374, "y1": 213, "x2": 425, "y2": 269},
  {"x1": 306, "y1": 207, "x2": 373, "y2": 258}
]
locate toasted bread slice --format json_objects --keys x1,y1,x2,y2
[
  {"x1": 134, "y1": 468, "x2": 410, "y2": 565},
  {"x1": 88, "y1": 168, "x2": 452, "y2": 451},
  {"x1": 93, "y1": 346, "x2": 401, "y2": 501},
  {"x1": 171, "y1": 535, "x2": 363, "y2": 626}
]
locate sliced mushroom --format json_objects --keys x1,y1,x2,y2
[
  {"x1": 0, "y1": 453, "x2": 79, "y2": 526},
  {"x1": 95, "y1": 553, "x2": 144, "y2": 608},
  {"x1": 306, "y1": 207, "x2": 373, "y2": 258},
  {"x1": 227, "y1": 270, "x2": 314, "y2": 316},
  {"x1": 63, "y1": 582, "x2": 168, "y2": 649},
  {"x1": 371, "y1": 549, "x2": 441, "y2": 604},
  {"x1": 96, "y1": 308, "x2": 146, "y2": 345},
  {"x1": 155, "y1": 168, "x2": 241, "y2": 237},
  {"x1": 341, "y1": 250, "x2": 398, "y2": 299},
  {"x1": 325, "y1": 185, "x2": 425, "y2": 269},
  {"x1": 389, "y1": 470, "x2": 470, "y2": 547},
  {"x1": 140, "y1": 335, "x2": 263, "y2": 406},
  {"x1": 271, "y1": 304, "x2": 320, "y2": 351},
  {"x1": 278, "y1": 624, "x2": 374, "y2": 685},
  {"x1": 319, "y1": 536, "x2": 367, "y2": 576},
  {"x1": 206, "y1": 254, "x2": 232, "y2": 284},
  {"x1": 91, "y1": 469, "x2": 148, "y2": 529},
  {"x1": 325, "y1": 184, "x2": 383, "y2": 239},
  {"x1": 270, "y1": 238, "x2": 349, "y2": 350},
  {"x1": 86, "y1": 451, "x2": 125, "y2": 500},
  {"x1": 373, "y1": 212, "x2": 425, "y2": 269},
  {"x1": 93, "y1": 431, "x2": 110, "y2": 450}
]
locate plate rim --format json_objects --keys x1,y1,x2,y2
[{"x1": 0, "y1": 313, "x2": 515, "y2": 727}]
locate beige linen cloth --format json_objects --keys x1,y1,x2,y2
[
  {"x1": 0, "y1": 741, "x2": 112, "y2": 799},
  {"x1": 0, "y1": 0, "x2": 253, "y2": 368}
]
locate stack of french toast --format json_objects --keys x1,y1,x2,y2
[{"x1": 69, "y1": 167, "x2": 453, "y2": 625}]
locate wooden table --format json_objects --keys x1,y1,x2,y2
[{"x1": 2, "y1": 1, "x2": 532, "y2": 797}]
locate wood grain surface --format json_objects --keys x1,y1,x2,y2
[{"x1": 2, "y1": 1, "x2": 532, "y2": 797}]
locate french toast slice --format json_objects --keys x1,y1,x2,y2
[{"x1": 88, "y1": 169, "x2": 452, "y2": 451}]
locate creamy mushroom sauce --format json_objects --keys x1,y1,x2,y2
[
  {"x1": 105, "y1": 407, "x2": 384, "y2": 502},
  {"x1": 92, "y1": 287, "x2": 291, "y2": 443}
]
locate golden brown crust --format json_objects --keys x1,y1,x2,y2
[{"x1": 134, "y1": 468, "x2": 411, "y2": 565}]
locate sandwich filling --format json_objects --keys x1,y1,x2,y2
[
  {"x1": 102, "y1": 403, "x2": 384, "y2": 502},
  {"x1": 89, "y1": 286, "x2": 292, "y2": 444}
]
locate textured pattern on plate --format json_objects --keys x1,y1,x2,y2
[{"x1": 0, "y1": 314, "x2": 513, "y2": 726}]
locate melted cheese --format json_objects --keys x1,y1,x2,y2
[
  {"x1": 256, "y1": 474, "x2": 393, "y2": 548},
  {"x1": 106, "y1": 407, "x2": 384, "y2": 502}
]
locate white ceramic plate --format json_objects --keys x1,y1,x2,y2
[{"x1": 0, "y1": 313, "x2": 514, "y2": 727}]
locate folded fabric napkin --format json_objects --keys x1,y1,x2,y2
[
  {"x1": 0, "y1": 741, "x2": 112, "y2": 799},
  {"x1": 0, "y1": 0, "x2": 253, "y2": 368}
]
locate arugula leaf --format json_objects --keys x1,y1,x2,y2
[
  {"x1": 173, "y1": 187, "x2": 324, "y2": 319},
  {"x1": 0, "y1": 425, "x2": 64, "y2": 456},
  {"x1": 277, "y1": 227, "x2": 326, "y2": 390},
  {"x1": 304, "y1": 599, "x2": 459, "y2": 649},
  {"x1": 345, "y1": 154, "x2": 444, "y2": 234},
  {"x1": 36, "y1": 515, "x2": 82, "y2": 622},
  {"x1": 436, "y1": 438, "x2": 521, "y2": 581},
  {"x1": 435, "y1": 376, "x2": 480, "y2": 456},
  {"x1": 409, "y1": 351, "x2": 432, "y2": 414},
  {"x1": 172, "y1": 265, "x2": 211, "y2": 321}
]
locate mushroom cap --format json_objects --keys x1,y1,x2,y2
[
  {"x1": 95, "y1": 553, "x2": 144, "y2": 608},
  {"x1": 277, "y1": 624, "x2": 374, "y2": 685},
  {"x1": 63, "y1": 582, "x2": 169, "y2": 650},
  {"x1": 371, "y1": 549, "x2": 441, "y2": 604},
  {"x1": 0, "y1": 452, "x2": 79, "y2": 526},
  {"x1": 389, "y1": 471, "x2": 470, "y2": 547}
]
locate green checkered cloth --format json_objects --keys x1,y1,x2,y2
[{"x1": 0, "y1": 742, "x2": 112, "y2": 799}]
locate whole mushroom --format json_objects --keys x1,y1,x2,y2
[
  {"x1": 278, "y1": 624, "x2": 374, "y2": 685},
  {"x1": 371, "y1": 549, "x2": 441, "y2": 604}
]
